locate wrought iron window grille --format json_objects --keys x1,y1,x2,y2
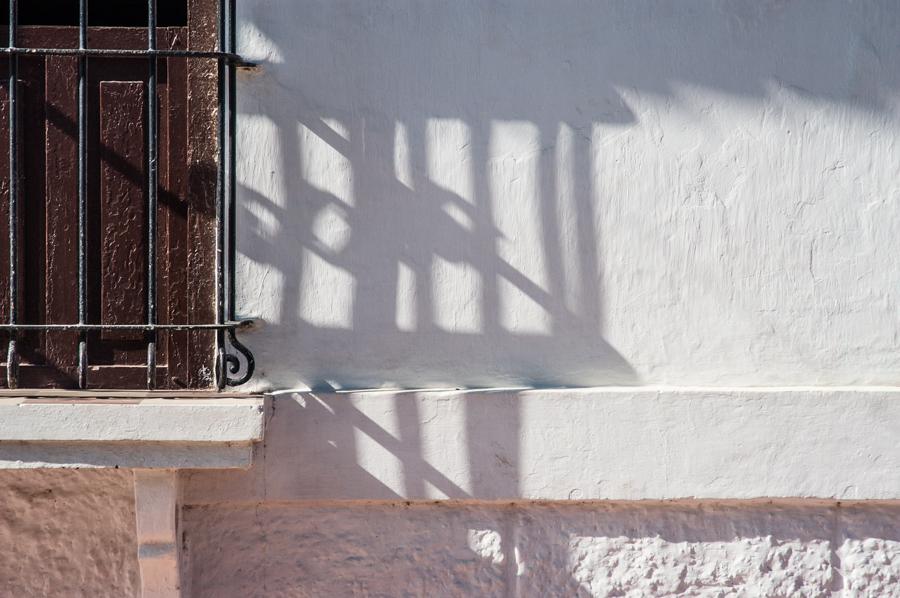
[{"x1": 1, "y1": 0, "x2": 255, "y2": 390}]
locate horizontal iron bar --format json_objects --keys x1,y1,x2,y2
[
  {"x1": 0, "y1": 321, "x2": 254, "y2": 332},
  {"x1": 0, "y1": 46, "x2": 243, "y2": 62}
]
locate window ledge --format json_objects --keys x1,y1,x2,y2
[{"x1": 0, "y1": 392, "x2": 267, "y2": 470}]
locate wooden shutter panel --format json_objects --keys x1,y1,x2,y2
[{"x1": 0, "y1": 2, "x2": 219, "y2": 389}]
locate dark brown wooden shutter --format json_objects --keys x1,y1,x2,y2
[{"x1": 0, "y1": 0, "x2": 219, "y2": 389}]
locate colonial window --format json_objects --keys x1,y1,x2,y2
[{"x1": 0, "y1": 0, "x2": 253, "y2": 390}]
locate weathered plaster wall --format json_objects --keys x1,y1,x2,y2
[
  {"x1": 0, "y1": 469, "x2": 139, "y2": 597},
  {"x1": 234, "y1": 0, "x2": 900, "y2": 390},
  {"x1": 183, "y1": 501, "x2": 900, "y2": 597}
]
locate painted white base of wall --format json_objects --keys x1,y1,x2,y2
[{"x1": 187, "y1": 387, "x2": 900, "y2": 502}]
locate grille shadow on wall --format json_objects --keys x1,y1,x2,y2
[
  {"x1": 238, "y1": 1, "x2": 900, "y2": 391},
  {"x1": 0, "y1": 0, "x2": 254, "y2": 390},
  {"x1": 238, "y1": 41, "x2": 639, "y2": 390}
]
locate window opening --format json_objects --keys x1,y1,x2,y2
[
  {"x1": 2, "y1": 0, "x2": 188, "y2": 27},
  {"x1": 0, "y1": 0, "x2": 254, "y2": 390}
]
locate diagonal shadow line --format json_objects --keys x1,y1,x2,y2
[
  {"x1": 44, "y1": 101, "x2": 186, "y2": 211},
  {"x1": 315, "y1": 393, "x2": 470, "y2": 499}
]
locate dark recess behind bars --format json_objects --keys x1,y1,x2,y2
[{"x1": 1, "y1": 0, "x2": 187, "y2": 27}]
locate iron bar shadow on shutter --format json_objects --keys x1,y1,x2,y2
[{"x1": 0, "y1": 0, "x2": 254, "y2": 390}]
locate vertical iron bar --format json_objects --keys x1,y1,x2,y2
[
  {"x1": 220, "y1": 0, "x2": 254, "y2": 388},
  {"x1": 146, "y1": 0, "x2": 159, "y2": 389},
  {"x1": 227, "y1": 0, "x2": 237, "y2": 321},
  {"x1": 6, "y1": 0, "x2": 18, "y2": 389},
  {"x1": 77, "y1": 0, "x2": 88, "y2": 389},
  {"x1": 214, "y1": 0, "x2": 227, "y2": 389}
]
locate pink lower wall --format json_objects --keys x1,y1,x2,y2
[
  {"x1": 183, "y1": 501, "x2": 900, "y2": 597},
  {"x1": 3, "y1": 471, "x2": 899, "y2": 596},
  {"x1": 0, "y1": 470, "x2": 139, "y2": 597}
]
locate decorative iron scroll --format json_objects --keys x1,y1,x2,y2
[{"x1": 217, "y1": 326, "x2": 256, "y2": 388}]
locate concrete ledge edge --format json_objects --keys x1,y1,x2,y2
[
  {"x1": 0, "y1": 441, "x2": 256, "y2": 470},
  {"x1": 0, "y1": 396, "x2": 267, "y2": 443}
]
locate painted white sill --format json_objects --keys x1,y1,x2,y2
[{"x1": 0, "y1": 392, "x2": 266, "y2": 469}]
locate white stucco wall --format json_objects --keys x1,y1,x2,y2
[{"x1": 233, "y1": 0, "x2": 900, "y2": 390}]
